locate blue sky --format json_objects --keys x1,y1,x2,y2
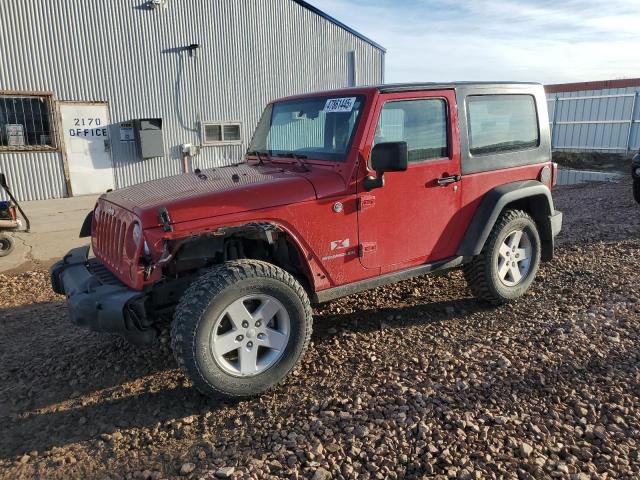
[{"x1": 307, "y1": 0, "x2": 640, "y2": 85}]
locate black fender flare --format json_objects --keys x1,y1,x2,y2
[
  {"x1": 457, "y1": 180, "x2": 556, "y2": 260},
  {"x1": 79, "y1": 211, "x2": 93, "y2": 238}
]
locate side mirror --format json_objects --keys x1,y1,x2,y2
[
  {"x1": 0, "y1": 173, "x2": 7, "y2": 189},
  {"x1": 364, "y1": 141, "x2": 408, "y2": 191}
]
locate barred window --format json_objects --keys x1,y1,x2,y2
[{"x1": 0, "y1": 94, "x2": 56, "y2": 149}]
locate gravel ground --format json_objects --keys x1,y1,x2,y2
[{"x1": 1, "y1": 180, "x2": 639, "y2": 480}]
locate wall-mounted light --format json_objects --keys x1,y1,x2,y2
[
  {"x1": 187, "y1": 43, "x2": 200, "y2": 58},
  {"x1": 149, "y1": 0, "x2": 168, "y2": 10}
]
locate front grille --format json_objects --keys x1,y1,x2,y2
[
  {"x1": 87, "y1": 258, "x2": 125, "y2": 287},
  {"x1": 92, "y1": 199, "x2": 140, "y2": 288},
  {"x1": 96, "y1": 211, "x2": 127, "y2": 268}
]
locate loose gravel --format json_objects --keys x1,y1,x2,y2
[{"x1": 0, "y1": 180, "x2": 639, "y2": 480}]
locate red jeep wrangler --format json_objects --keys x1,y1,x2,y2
[{"x1": 52, "y1": 82, "x2": 562, "y2": 397}]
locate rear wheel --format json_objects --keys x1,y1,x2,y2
[
  {"x1": 464, "y1": 209, "x2": 541, "y2": 305},
  {"x1": 0, "y1": 233, "x2": 14, "y2": 257},
  {"x1": 633, "y1": 179, "x2": 640, "y2": 204},
  {"x1": 171, "y1": 260, "x2": 312, "y2": 398}
]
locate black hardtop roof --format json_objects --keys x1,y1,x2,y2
[
  {"x1": 277, "y1": 82, "x2": 544, "y2": 103},
  {"x1": 377, "y1": 81, "x2": 542, "y2": 93}
]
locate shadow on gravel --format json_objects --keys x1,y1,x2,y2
[
  {"x1": 0, "y1": 384, "x2": 244, "y2": 459},
  {"x1": 2, "y1": 334, "x2": 638, "y2": 461},
  {"x1": 0, "y1": 302, "x2": 175, "y2": 409},
  {"x1": 0, "y1": 292, "x2": 489, "y2": 459},
  {"x1": 6, "y1": 257, "x2": 634, "y2": 460},
  {"x1": 315, "y1": 297, "x2": 486, "y2": 336}
]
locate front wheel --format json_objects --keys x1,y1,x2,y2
[
  {"x1": 0, "y1": 233, "x2": 14, "y2": 257},
  {"x1": 171, "y1": 260, "x2": 313, "y2": 398},
  {"x1": 464, "y1": 209, "x2": 541, "y2": 305},
  {"x1": 633, "y1": 179, "x2": 640, "y2": 204}
]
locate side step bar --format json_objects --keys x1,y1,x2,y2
[{"x1": 312, "y1": 256, "x2": 465, "y2": 304}]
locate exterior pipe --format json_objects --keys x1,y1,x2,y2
[{"x1": 182, "y1": 153, "x2": 190, "y2": 173}]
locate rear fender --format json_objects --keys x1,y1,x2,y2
[{"x1": 457, "y1": 180, "x2": 556, "y2": 261}]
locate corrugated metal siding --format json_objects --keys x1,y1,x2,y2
[
  {"x1": 0, "y1": 0, "x2": 384, "y2": 201},
  {"x1": 0, "y1": 152, "x2": 66, "y2": 201},
  {"x1": 546, "y1": 86, "x2": 640, "y2": 153}
]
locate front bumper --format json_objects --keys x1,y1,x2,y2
[{"x1": 50, "y1": 246, "x2": 156, "y2": 343}]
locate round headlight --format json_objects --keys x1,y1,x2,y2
[
  {"x1": 635, "y1": 167, "x2": 640, "y2": 177},
  {"x1": 132, "y1": 222, "x2": 142, "y2": 245}
]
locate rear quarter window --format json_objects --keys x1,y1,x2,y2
[{"x1": 467, "y1": 95, "x2": 539, "y2": 156}]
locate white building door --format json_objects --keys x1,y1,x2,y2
[{"x1": 59, "y1": 102, "x2": 115, "y2": 196}]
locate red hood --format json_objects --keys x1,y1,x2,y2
[{"x1": 102, "y1": 163, "x2": 343, "y2": 227}]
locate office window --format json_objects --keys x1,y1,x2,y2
[
  {"x1": 0, "y1": 94, "x2": 56, "y2": 149},
  {"x1": 202, "y1": 122, "x2": 241, "y2": 145},
  {"x1": 373, "y1": 98, "x2": 448, "y2": 162}
]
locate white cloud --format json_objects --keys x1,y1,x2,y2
[{"x1": 308, "y1": 0, "x2": 640, "y2": 84}]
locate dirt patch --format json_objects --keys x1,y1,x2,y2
[
  {"x1": 552, "y1": 151, "x2": 635, "y2": 173},
  {"x1": 1, "y1": 180, "x2": 639, "y2": 479}
]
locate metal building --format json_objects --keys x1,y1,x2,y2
[
  {"x1": 0, "y1": 0, "x2": 385, "y2": 201},
  {"x1": 546, "y1": 78, "x2": 640, "y2": 154}
]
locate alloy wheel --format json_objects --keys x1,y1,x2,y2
[
  {"x1": 209, "y1": 294, "x2": 290, "y2": 377},
  {"x1": 497, "y1": 229, "x2": 532, "y2": 287}
]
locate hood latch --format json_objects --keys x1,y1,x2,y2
[{"x1": 158, "y1": 207, "x2": 173, "y2": 232}]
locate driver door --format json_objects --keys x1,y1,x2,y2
[{"x1": 357, "y1": 90, "x2": 462, "y2": 270}]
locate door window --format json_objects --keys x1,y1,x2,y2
[{"x1": 373, "y1": 99, "x2": 448, "y2": 163}]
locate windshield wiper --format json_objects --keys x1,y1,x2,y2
[
  {"x1": 275, "y1": 152, "x2": 307, "y2": 159},
  {"x1": 247, "y1": 150, "x2": 271, "y2": 166},
  {"x1": 276, "y1": 152, "x2": 310, "y2": 172}
]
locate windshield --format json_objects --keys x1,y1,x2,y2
[{"x1": 249, "y1": 95, "x2": 366, "y2": 162}]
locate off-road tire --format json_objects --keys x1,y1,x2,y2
[
  {"x1": 171, "y1": 260, "x2": 313, "y2": 398},
  {"x1": 0, "y1": 233, "x2": 14, "y2": 257},
  {"x1": 464, "y1": 209, "x2": 541, "y2": 305},
  {"x1": 633, "y1": 179, "x2": 640, "y2": 204}
]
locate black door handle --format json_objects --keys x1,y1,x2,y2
[{"x1": 436, "y1": 174, "x2": 461, "y2": 186}]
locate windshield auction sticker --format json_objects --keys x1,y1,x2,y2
[{"x1": 324, "y1": 97, "x2": 357, "y2": 113}]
